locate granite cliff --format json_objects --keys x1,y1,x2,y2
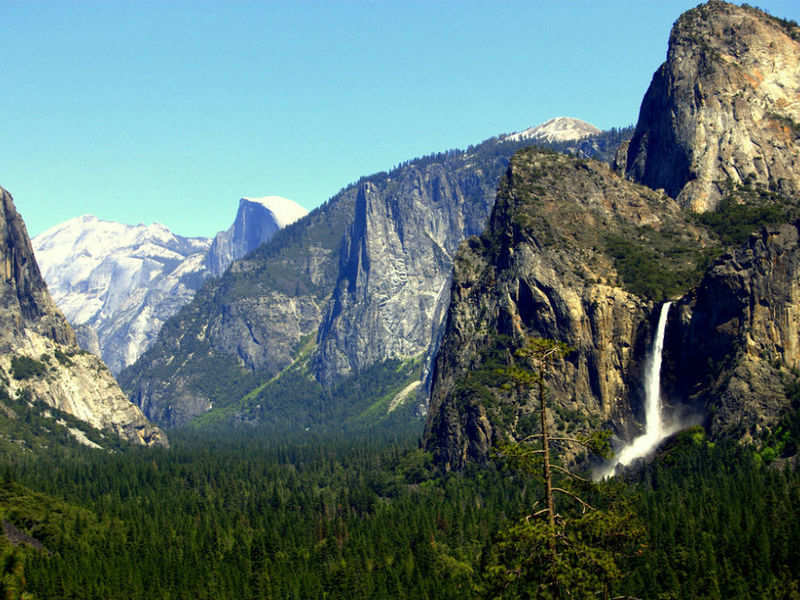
[
  {"x1": 626, "y1": 0, "x2": 800, "y2": 212},
  {"x1": 425, "y1": 1, "x2": 800, "y2": 469},
  {"x1": 422, "y1": 150, "x2": 713, "y2": 469},
  {"x1": 312, "y1": 160, "x2": 501, "y2": 385},
  {"x1": 669, "y1": 223, "x2": 800, "y2": 441},
  {"x1": 33, "y1": 196, "x2": 307, "y2": 374},
  {"x1": 120, "y1": 125, "x2": 629, "y2": 429},
  {"x1": 205, "y1": 196, "x2": 308, "y2": 278},
  {"x1": 0, "y1": 187, "x2": 166, "y2": 448}
]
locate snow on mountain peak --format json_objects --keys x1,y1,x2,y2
[
  {"x1": 240, "y1": 196, "x2": 308, "y2": 229},
  {"x1": 33, "y1": 196, "x2": 307, "y2": 373},
  {"x1": 502, "y1": 117, "x2": 601, "y2": 144}
]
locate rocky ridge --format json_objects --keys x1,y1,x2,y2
[
  {"x1": 669, "y1": 222, "x2": 800, "y2": 441},
  {"x1": 33, "y1": 197, "x2": 307, "y2": 374},
  {"x1": 0, "y1": 187, "x2": 166, "y2": 448},
  {"x1": 425, "y1": 1, "x2": 800, "y2": 469},
  {"x1": 625, "y1": 0, "x2": 800, "y2": 212},
  {"x1": 422, "y1": 150, "x2": 713, "y2": 469},
  {"x1": 121, "y1": 127, "x2": 630, "y2": 429}
]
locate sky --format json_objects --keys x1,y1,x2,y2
[{"x1": 2, "y1": 1, "x2": 799, "y2": 239}]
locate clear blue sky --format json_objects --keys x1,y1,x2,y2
[{"x1": 2, "y1": 1, "x2": 799, "y2": 238}]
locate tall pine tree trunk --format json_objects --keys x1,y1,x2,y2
[{"x1": 540, "y1": 377, "x2": 556, "y2": 561}]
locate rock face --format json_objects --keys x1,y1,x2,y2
[
  {"x1": 626, "y1": 1, "x2": 800, "y2": 212},
  {"x1": 33, "y1": 196, "x2": 307, "y2": 374},
  {"x1": 422, "y1": 150, "x2": 711, "y2": 470},
  {"x1": 669, "y1": 223, "x2": 800, "y2": 441},
  {"x1": 312, "y1": 160, "x2": 500, "y2": 384},
  {"x1": 33, "y1": 216, "x2": 211, "y2": 374},
  {"x1": 0, "y1": 191, "x2": 74, "y2": 349},
  {"x1": 122, "y1": 127, "x2": 630, "y2": 429},
  {"x1": 205, "y1": 196, "x2": 308, "y2": 277},
  {"x1": 0, "y1": 187, "x2": 166, "y2": 447},
  {"x1": 425, "y1": 1, "x2": 800, "y2": 470}
]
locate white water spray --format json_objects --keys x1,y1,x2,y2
[{"x1": 599, "y1": 302, "x2": 672, "y2": 479}]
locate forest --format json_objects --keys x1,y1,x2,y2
[{"x1": 2, "y1": 412, "x2": 800, "y2": 599}]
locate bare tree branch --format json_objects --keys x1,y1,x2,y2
[
  {"x1": 530, "y1": 508, "x2": 550, "y2": 519},
  {"x1": 516, "y1": 433, "x2": 589, "y2": 446},
  {"x1": 548, "y1": 436, "x2": 590, "y2": 445},
  {"x1": 550, "y1": 464, "x2": 589, "y2": 482},
  {"x1": 552, "y1": 487, "x2": 596, "y2": 513}
]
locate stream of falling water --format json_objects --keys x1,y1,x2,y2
[{"x1": 599, "y1": 302, "x2": 672, "y2": 479}]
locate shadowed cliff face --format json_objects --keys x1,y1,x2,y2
[
  {"x1": 626, "y1": 1, "x2": 800, "y2": 212},
  {"x1": 423, "y1": 150, "x2": 713, "y2": 470},
  {"x1": 669, "y1": 223, "x2": 800, "y2": 442},
  {"x1": 0, "y1": 189, "x2": 74, "y2": 349},
  {"x1": 0, "y1": 187, "x2": 166, "y2": 448}
]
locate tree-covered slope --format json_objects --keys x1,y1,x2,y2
[{"x1": 2, "y1": 420, "x2": 800, "y2": 598}]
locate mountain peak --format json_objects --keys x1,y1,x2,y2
[
  {"x1": 625, "y1": 0, "x2": 800, "y2": 211},
  {"x1": 240, "y1": 196, "x2": 308, "y2": 229},
  {"x1": 502, "y1": 117, "x2": 601, "y2": 144}
]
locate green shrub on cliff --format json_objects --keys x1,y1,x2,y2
[{"x1": 10, "y1": 357, "x2": 47, "y2": 381}]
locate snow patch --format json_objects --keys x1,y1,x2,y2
[{"x1": 502, "y1": 117, "x2": 601, "y2": 143}]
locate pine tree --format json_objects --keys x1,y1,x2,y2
[{"x1": 484, "y1": 338, "x2": 642, "y2": 599}]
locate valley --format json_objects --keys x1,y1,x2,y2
[{"x1": 3, "y1": 1, "x2": 800, "y2": 598}]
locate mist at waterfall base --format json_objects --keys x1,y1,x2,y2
[{"x1": 596, "y1": 302, "x2": 690, "y2": 480}]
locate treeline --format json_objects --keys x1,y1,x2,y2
[
  {"x1": 2, "y1": 425, "x2": 800, "y2": 598},
  {"x1": 2, "y1": 429, "x2": 534, "y2": 599}
]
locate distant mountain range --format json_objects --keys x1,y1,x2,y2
[
  {"x1": 33, "y1": 196, "x2": 308, "y2": 373},
  {"x1": 117, "y1": 120, "x2": 631, "y2": 430},
  {"x1": 27, "y1": 116, "x2": 633, "y2": 434}
]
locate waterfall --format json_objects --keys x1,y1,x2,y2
[{"x1": 599, "y1": 302, "x2": 671, "y2": 479}]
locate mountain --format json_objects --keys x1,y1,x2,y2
[
  {"x1": 33, "y1": 196, "x2": 308, "y2": 374},
  {"x1": 501, "y1": 117, "x2": 600, "y2": 143},
  {"x1": 424, "y1": 0, "x2": 800, "y2": 469},
  {"x1": 422, "y1": 149, "x2": 713, "y2": 469},
  {"x1": 670, "y1": 222, "x2": 800, "y2": 441},
  {"x1": 205, "y1": 196, "x2": 308, "y2": 277},
  {"x1": 0, "y1": 187, "x2": 166, "y2": 449},
  {"x1": 624, "y1": 0, "x2": 800, "y2": 211},
  {"x1": 33, "y1": 217, "x2": 211, "y2": 375},
  {"x1": 119, "y1": 125, "x2": 632, "y2": 429}
]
